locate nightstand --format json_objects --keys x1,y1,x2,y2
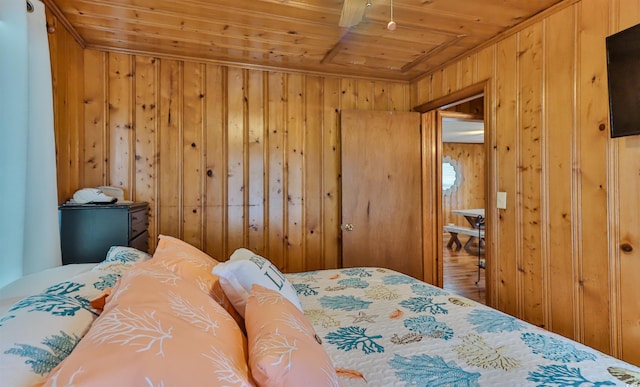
[{"x1": 59, "y1": 202, "x2": 149, "y2": 264}]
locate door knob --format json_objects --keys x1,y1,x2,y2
[{"x1": 341, "y1": 223, "x2": 354, "y2": 231}]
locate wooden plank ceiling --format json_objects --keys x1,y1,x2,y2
[{"x1": 48, "y1": 0, "x2": 565, "y2": 81}]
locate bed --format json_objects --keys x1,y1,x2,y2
[{"x1": 1, "y1": 236, "x2": 639, "y2": 387}]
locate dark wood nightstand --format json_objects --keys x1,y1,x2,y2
[{"x1": 59, "y1": 202, "x2": 149, "y2": 264}]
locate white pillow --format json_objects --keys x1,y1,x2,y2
[{"x1": 212, "y1": 248, "x2": 303, "y2": 318}]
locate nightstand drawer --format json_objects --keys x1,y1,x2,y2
[
  {"x1": 130, "y1": 230, "x2": 149, "y2": 252},
  {"x1": 130, "y1": 208, "x2": 148, "y2": 238}
]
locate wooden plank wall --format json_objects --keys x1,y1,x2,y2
[
  {"x1": 442, "y1": 143, "x2": 486, "y2": 227},
  {"x1": 46, "y1": 9, "x2": 412, "y2": 273},
  {"x1": 412, "y1": 0, "x2": 640, "y2": 365}
]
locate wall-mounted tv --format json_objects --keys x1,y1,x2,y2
[{"x1": 606, "y1": 23, "x2": 640, "y2": 138}]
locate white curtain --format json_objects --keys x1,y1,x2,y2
[{"x1": 0, "y1": 0, "x2": 61, "y2": 288}]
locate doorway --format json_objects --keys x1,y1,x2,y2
[
  {"x1": 415, "y1": 83, "x2": 490, "y2": 305},
  {"x1": 440, "y1": 102, "x2": 486, "y2": 304}
]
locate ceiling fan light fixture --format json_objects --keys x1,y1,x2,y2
[
  {"x1": 387, "y1": 20, "x2": 397, "y2": 31},
  {"x1": 387, "y1": 0, "x2": 396, "y2": 31},
  {"x1": 366, "y1": 0, "x2": 372, "y2": 7}
]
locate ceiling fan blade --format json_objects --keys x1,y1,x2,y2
[{"x1": 339, "y1": 0, "x2": 367, "y2": 28}]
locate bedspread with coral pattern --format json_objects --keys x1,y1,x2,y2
[{"x1": 286, "y1": 267, "x2": 640, "y2": 387}]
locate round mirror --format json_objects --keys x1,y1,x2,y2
[{"x1": 442, "y1": 156, "x2": 461, "y2": 195}]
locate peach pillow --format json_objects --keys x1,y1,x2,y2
[
  {"x1": 246, "y1": 284, "x2": 340, "y2": 387},
  {"x1": 152, "y1": 235, "x2": 219, "y2": 289},
  {"x1": 43, "y1": 261, "x2": 254, "y2": 386},
  {"x1": 152, "y1": 235, "x2": 243, "y2": 327}
]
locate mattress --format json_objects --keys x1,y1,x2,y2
[{"x1": 287, "y1": 267, "x2": 640, "y2": 386}]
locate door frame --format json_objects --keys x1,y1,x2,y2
[{"x1": 414, "y1": 81, "x2": 495, "y2": 306}]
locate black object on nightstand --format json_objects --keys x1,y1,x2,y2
[{"x1": 59, "y1": 202, "x2": 149, "y2": 264}]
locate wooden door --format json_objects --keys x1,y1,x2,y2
[{"x1": 340, "y1": 110, "x2": 423, "y2": 280}]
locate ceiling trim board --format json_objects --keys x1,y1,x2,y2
[{"x1": 43, "y1": 0, "x2": 86, "y2": 48}]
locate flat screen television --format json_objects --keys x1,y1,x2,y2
[{"x1": 606, "y1": 23, "x2": 640, "y2": 138}]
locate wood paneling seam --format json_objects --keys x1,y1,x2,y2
[
  {"x1": 515, "y1": 33, "x2": 524, "y2": 320},
  {"x1": 283, "y1": 74, "x2": 290, "y2": 271},
  {"x1": 607, "y1": 0, "x2": 621, "y2": 359},
  {"x1": 178, "y1": 62, "x2": 184, "y2": 239},
  {"x1": 540, "y1": 18, "x2": 552, "y2": 332},
  {"x1": 199, "y1": 63, "x2": 207, "y2": 247},
  {"x1": 153, "y1": 57, "x2": 160, "y2": 252},
  {"x1": 301, "y1": 76, "x2": 308, "y2": 271},
  {"x1": 243, "y1": 69, "x2": 250, "y2": 248},
  {"x1": 319, "y1": 79, "x2": 326, "y2": 269},
  {"x1": 104, "y1": 52, "x2": 110, "y2": 188},
  {"x1": 129, "y1": 56, "x2": 136, "y2": 200},
  {"x1": 222, "y1": 66, "x2": 229, "y2": 258},
  {"x1": 263, "y1": 73, "x2": 270, "y2": 257},
  {"x1": 572, "y1": 2, "x2": 584, "y2": 344}
]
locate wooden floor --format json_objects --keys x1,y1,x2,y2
[{"x1": 443, "y1": 234, "x2": 486, "y2": 304}]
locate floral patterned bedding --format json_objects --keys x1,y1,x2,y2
[
  {"x1": 0, "y1": 247, "x2": 151, "y2": 387},
  {"x1": 287, "y1": 267, "x2": 640, "y2": 387}
]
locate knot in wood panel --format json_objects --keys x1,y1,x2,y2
[{"x1": 620, "y1": 243, "x2": 633, "y2": 253}]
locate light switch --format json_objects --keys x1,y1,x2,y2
[{"x1": 497, "y1": 192, "x2": 507, "y2": 209}]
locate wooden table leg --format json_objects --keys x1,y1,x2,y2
[
  {"x1": 464, "y1": 236, "x2": 476, "y2": 252},
  {"x1": 446, "y1": 232, "x2": 462, "y2": 250}
]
